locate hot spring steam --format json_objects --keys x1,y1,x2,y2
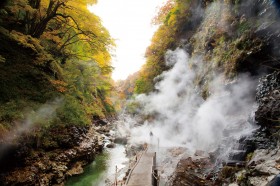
[{"x1": 119, "y1": 49, "x2": 258, "y2": 158}]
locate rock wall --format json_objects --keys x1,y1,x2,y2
[
  {"x1": 0, "y1": 125, "x2": 104, "y2": 185},
  {"x1": 256, "y1": 71, "x2": 280, "y2": 128}
]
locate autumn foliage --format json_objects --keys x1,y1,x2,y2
[
  {"x1": 134, "y1": 0, "x2": 194, "y2": 94},
  {"x1": 0, "y1": 0, "x2": 115, "y2": 141}
]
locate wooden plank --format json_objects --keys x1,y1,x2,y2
[{"x1": 126, "y1": 152, "x2": 155, "y2": 186}]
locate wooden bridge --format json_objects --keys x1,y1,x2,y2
[{"x1": 124, "y1": 149, "x2": 158, "y2": 186}]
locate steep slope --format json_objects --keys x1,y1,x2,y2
[
  {"x1": 127, "y1": 0, "x2": 280, "y2": 185},
  {"x1": 0, "y1": 0, "x2": 116, "y2": 184}
]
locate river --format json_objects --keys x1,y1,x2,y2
[{"x1": 66, "y1": 144, "x2": 128, "y2": 186}]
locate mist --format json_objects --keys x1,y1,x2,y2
[
  {"x1": 125, "y1": 49, "x2": 257, "y2": 156},
  {"x1": 111, "y1": 0, "x2": 278, "y2": 166},
  {"x1": 2, "y1": 97, "x2": 63, "y2": 142}
]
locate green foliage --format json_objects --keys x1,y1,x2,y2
[
  {"x1": 0, "y1": 100, "x2": 31, "y2": 124},
  {"x1": 134, "y1": 77, "x2": 153, "y2": 94},
  {"x1": 125, "y1": 100, "x2": 142, "y2": 115},
  {"x1": 56, "y1": 95, "x2": 90, "y2": 126},
  {"x1": 63, "y1": 59, "x2": 115, "y2": 118},
  {"x1": 0, "y1": 0, "x2": 116, "y2": 145},
  {"x1": 236, "y1": 21, "x2": 251, "y2": 36},
  {"x1": 134, "y1": 0, "x2": 193, "y2": 94},
  {"x1": 246, "y1": 152, "x2": 254, "y2": 162}
]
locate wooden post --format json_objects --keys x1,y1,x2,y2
[
  {"x1": 157, "y1": 138, "x2": 159, "y2": 153},
  {"x1": 115, "y1": 165, "x2": 118, "y2": 186}
]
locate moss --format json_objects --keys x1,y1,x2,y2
[
  {"x1": 220, "y1": 166, "x2": 240, "y2": 180},
  {"x1": 236, "y1": 170, "x2": 248, "y2": 184},
  {"x1": 236, "y1": 21, "x2": 251, "y2": 36},
  {"x1": 41, "y1": 137, "x2": 59, "y2": 150},
  {"x1": 201, "y1": 85, "x2": 210, "y2": 100},
  {"x1": 246, "y1": 152, "x2": 254, "y2": 162}
]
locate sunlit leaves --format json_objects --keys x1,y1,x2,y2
[
  {"x1": 151, "y1": 0, "x2": 175, "y2": 25},
  {"x1": 134, "y1": 0, "x2": 192, "y2": 94},
  {"x1": 0, "y1": 0, "x2": 116, "y2": 123}
]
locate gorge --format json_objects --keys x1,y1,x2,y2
[{"x1": 0, "y1": 0, "x2": 280, "y2": 186}]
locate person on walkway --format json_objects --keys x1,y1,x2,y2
[{"x1": 149, "y1": 131, "x2": 153, "y2": 148}]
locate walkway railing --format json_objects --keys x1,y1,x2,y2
[{"x1": 123, "y1": 146, "x2": 148, "y2": 185}]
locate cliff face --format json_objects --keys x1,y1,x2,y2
[
  {"x1": 134, "y1": 0, "x2": 280, "y2": 95},
  {"x1": 0, "y1": 1, "x2": 115, "y2": 185},
  {"x1": 1, "y1": 126, "x2": 104, "y2": 185},
  {"x1": 128, "y1": 0, "x2": 280, "y2": 185},
  {"x1": 173, "y1": 0, "x2": 280, "y2": 185},
  {"x1": 0, "y1": 27, "x2": 112, "y2": 185}
]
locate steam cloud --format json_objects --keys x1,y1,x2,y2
[
  {"x1": 0, "y1": 97, "x2": 63, "y2": 161},
  {"x1": 112, "y1": 0, "x2": 280, "y2": 161},
  {"x1": 127, "y1": 49, "x2": 257, "y2": 155},
  {"x1": 2, "y1": 97, "x2": 63, "y2": 142},
  {"x1": 122, "y1": 0, "x2": 280, "y2": 155}
]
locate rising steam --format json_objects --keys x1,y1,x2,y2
[
  {"x1": 126, "y1": 49, "x2": 257, "y2": 155},
  {"x1": 3, "y1": 97, "x2": 63, "y2": 142}
]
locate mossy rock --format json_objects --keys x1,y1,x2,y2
[{"x1": 220, "y1": 166, "x2": 240, "y2": 180}]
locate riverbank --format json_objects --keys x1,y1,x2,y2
[
  {"x1": 66, "y1": 143, "x2": 130, "y2": 186},
  {"x1": 0, "y1": 124, "x2": 106, "y2": 185}
]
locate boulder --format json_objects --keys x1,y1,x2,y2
[
  {"x1": 269, "y1": 174, "x2": 280, "y2": 186},
  {"x1": 169, "y1": 157, "x2": 213, "y2": 186},
  {"x1": 66, "y1": 162, "x2": 84, "y2": 176},
  {"x1": 113, "y1": 137, "x2": 128, "y2": 145},
  {"x1": 245, "y1": 148, "x2": 280, "y2": 186},
  {"x1": 106, "y1": 143, "x2": 116, "y2": 148}
]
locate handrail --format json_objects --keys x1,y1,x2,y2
[{"x1": 124, "y1": 146, "x2": 148, "y2": 186}]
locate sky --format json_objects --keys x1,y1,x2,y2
[{"x1": 88, "y1": 0, "x2": 167, "y2": 80}]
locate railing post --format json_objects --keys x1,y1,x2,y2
[{"x1": 152, "y1": 152, "x2": 158, "y2": 186}]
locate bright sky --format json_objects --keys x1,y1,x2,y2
[{"x1": 88, "y1": 0, "x2": 167, "y2": 80}]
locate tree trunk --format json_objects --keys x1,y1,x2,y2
[
  {"x1": 29, "y1": 0, "x2": 41, "y2": 9},
  {"x1": 27, "y1": 0, "x2": 63, "y2": 38}
]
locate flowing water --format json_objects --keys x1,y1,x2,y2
[
  {"x1": 66, "y1": 144, "x2": 128, "y2": 186},
  {"x1": 67, "y1": 1, "x2": 280, "y2": 185}
]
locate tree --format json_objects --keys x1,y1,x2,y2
[
  {"x1": 151, "y1": 0, "x2": 175, "y2": 25},
  {"x1": 4, "y1": 0, "x2": 113, "y2": 62},
  {"x1": 134, "y1": 0, "x2": 193, "y2": 94}
]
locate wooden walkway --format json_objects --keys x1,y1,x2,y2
[{"x1": 126, "y1": 151, "x2": 157, "y2": 186}]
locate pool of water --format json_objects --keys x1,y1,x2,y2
[{"x1": 66, "y1": 144, "x2": 128, "y2": 186}]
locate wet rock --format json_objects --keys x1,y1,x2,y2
[
  {"x1": 125, "y1": 144, "x2": 146, "y2": 157},
  {"x1": 255, "y1": 71, "x2": 280, "y2": 128},
  {"x1": 225, "y1": 160, "x2": 246, "y2": 167},
  {"x1": 113, "y1": 137, "x2": 128, "y2": 145},
  {"x1": 194, "y1": 150, "x2": 208, "y2": 157},
  {"x1": 0, "y1": 126, "x2": 104, "y2": 185},
  {"x1": 92, "y1": 116, "x2": 108, "y2": 126},
  {"x1": 269, "y1": 174, "x2": 280, "y2": 186},
  {"x1": 106, "y1": 143, "x2": 116, "y2": 148},
  {"x1": 169, "y1": 157, "x2": 213, "y2": 186},
  {"x1": 245, "y1": 148, "x2": 280, "y2": 185},
  {"x1": 96, "y1": 126, "x2": 110, "y2": 134},
  {"x1": 247, "y1": 128, "x2": 277, "y2": 150},
  {"x1": 66, "y1": 162, "x2": 84, "y2": 176},
  {"x1": 228, "y1": 150, "x2": 247, "y2": 162}
]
